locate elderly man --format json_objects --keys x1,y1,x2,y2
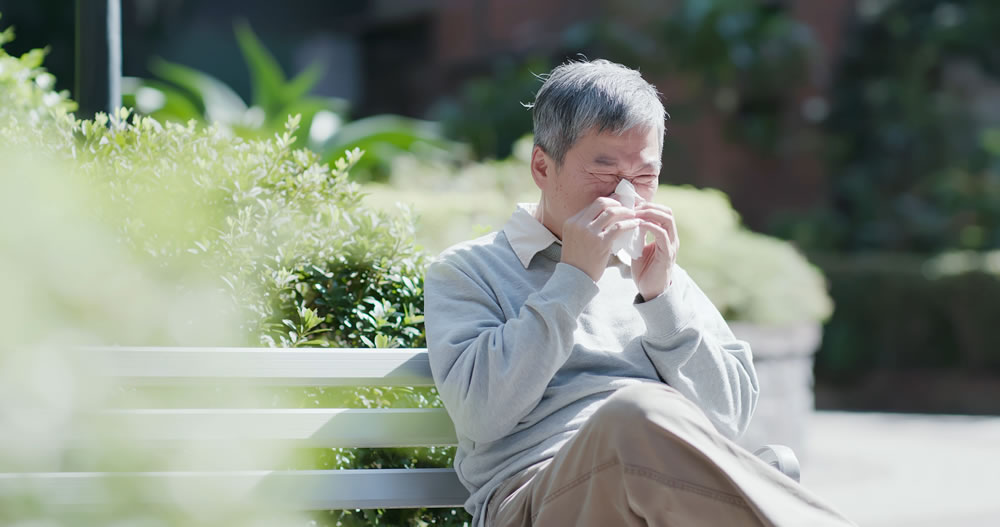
[{"x1": 424, "y1": 59, "x2": 853, "y2": 526}]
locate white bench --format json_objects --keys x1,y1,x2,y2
[{"x1": 0, "y1": 347, "x2": 799, "y2": 511}]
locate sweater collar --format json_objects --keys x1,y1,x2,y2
[{"x1": 502, "y1": 203, "x2": 632, "y2": 269}]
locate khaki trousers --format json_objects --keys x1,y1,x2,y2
[{"x1": 486, "y1": 383, "x2": 855, "y2": 526}]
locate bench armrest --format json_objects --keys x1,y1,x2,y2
[{"x1": 753, "y1": 444, "x2": 801, "y2": 482}]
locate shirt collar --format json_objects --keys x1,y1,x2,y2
[{"x1": 502, "y1": 203, "x2": 633, "y2": 269}]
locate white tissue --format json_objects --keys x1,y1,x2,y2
[{"x1": 610, "y1": 179, "x2": 645, "y2": 259}]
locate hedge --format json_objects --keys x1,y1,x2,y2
[{"x1": 815, "y1": 251, "x2": 1000, "y2": 383}]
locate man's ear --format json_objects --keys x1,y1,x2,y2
[{"x1": 530, "y1": 145, "x2": 555, "y2": 190}]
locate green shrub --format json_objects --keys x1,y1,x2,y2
[
  {"x1": 1, "y1": 22, "x2": 467, "y2": 527},
  {"x1": 3, "y1": 20, "x2": 426, "y2": 352},
  {"x1": 814, "y1": 251, "x2": 1000, "y2": 382}
]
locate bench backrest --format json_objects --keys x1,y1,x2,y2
[{"x1": 0, "y1": 347, "x2": 470, "y2": 510}]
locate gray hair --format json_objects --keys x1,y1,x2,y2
[{"x1": 527, "y1": 59, "x2": 666, "y2": 165}]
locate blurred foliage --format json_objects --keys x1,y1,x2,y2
[
  {"x1": 779, "y1": 0, "x2": 1000, "y2": 252},
  {"x1": 814, "y1": 251, "x2": 1000, "y2": 382},
  {"x1": 365, "y1": 137, "x2": 832, "y2": 327},
  {"x1": 123, "y1": 21, "x2": 463, "y2": 182},
  {"x1": 432, "y1": 57, "x2": 549, "y2": 160},
  {"x1": 661, "y1": 186, "x2": 832, "y2": 326},
  {"x1": 0, "y1": 21, "x2": 468, "y2": 526},
  {"x1": 587, "y1": 0, "x2": 816, "y2": 153},
  {"x1": 1, "y1": 17, "x2": 298, "y2": 525},
  {"x1": 431, "y1": 0, "x2": 815, "y2": 163}
]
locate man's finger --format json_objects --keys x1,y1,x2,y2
[
  {"x1": 641, "y1": 220, "x2": 668, "y2": 241},
  {"x1": 601, "y1": 218, "x2": 642, "y2": 238},
  {"x1": 640, "y1": 221, "x2": 674, "y2": 255},
  {"x1": 634, "y1": 207, "x2": 674, "y2": 224},
  {"x1": 573, "y1": 196, "x2": 621, "y2": 223},
  {"x1": 590, "y1": 206, "x2": 636, "y2": 231},
  {"x1": 636, "y1": 201, "x2": 673, "y2": 215},
  {"x1": 635, "y1": 209, "x2": 679, "y2": 246}
]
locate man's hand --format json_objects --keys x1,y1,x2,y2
[
  {"x1": 632, "y1": 201, "x2": 680, "y2": 301},
  {"x1": 560, "y1": 197, "x2": 641, "y2": 281}
]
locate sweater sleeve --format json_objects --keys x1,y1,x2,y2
[
  {"x1": 635, "y1": 269, "x2": 759, "y2": 440},
  {"x1": 424, "y1": 259, "x2": 598, "y2": 444}
]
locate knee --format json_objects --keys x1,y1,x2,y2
[{"x1": 591, "y1": 383, "x2": 713, "y2": 446}]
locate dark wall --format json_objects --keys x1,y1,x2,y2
[
  {"x1": 0, "y1": 0, "x2": 78, "y2": 94},
  {"x1": 0, "y1": 0, "x2": 402, "y2": 114}
]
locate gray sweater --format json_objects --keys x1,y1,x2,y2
[{"x1": 424, "y1": 227, "x2": 758, "y2": 526}]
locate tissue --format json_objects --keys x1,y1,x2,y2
[{"x1": 610, "y1": 179, "x2": 645, "y2": 259}]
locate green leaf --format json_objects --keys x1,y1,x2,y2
[
  {"x1": 326, "y1": 115, "x2": 447, "y2": 151},
  {"x1": 234, "y1": 20, "x2": 286, "y2": 113},
  {"x1": 149, "y1": 58, "x2": 248, "y2": 125},
  {"x1": 122, "y1": 77, "x2": 203, "y2": 122},
  {"x1": 283, "y1": 62, "x2": 325, "y2": 106},
  {"x1": 298, "y1": 305, "x2": 323, "y2": 331},
  {"x1": 18, "y1": 48, "x2": 47, "y2": 69},
  {"x1": 281, "y1": 97, "x2": 350, "y2": 145},
  {"x1": 320, "y1": 115, "x2": 458, "y2": 176},
  {"x1": 0, "y1": 24, "x2": 14, "y2": 46}
]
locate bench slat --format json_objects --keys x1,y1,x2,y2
[
  {"x1": 15, "y1": 348, "x2": 469, "y2": 511},
  {"x1": 85, "y1": 347, "x2": 435, "y2": 386},
  {"x1": 0, "y1": 468, "x2": 470, "y2": 509},
  {"x1": 75, "y1": 408, "x2": 457, "y2": 447}
]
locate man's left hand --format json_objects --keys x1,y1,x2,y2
[{"x1": 631, "y1": 201, "x2": 679, "y2": 301}]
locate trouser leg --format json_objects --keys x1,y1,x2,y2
[{"x1": 489, "y1": 382, "x2": 855, "y2": 527}]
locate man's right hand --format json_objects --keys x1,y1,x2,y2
[{"x1": 560, "y1": 197, "x2": 640, "y2": 282}]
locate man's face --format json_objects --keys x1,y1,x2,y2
[{"x1": 534, "y1": 126, "x2": 662, "y2": 238}]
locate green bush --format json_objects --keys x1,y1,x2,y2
[
  {"x1": 814, "y1": 251, "x2": 1000, "y2": 382},
  {"x1": 366, "y1": 138, "x2": 833, "y2": 327},
  {"x1": 3, "y1": 16, "x2": 426, "y2": 353},
  {"x1": 1, "y1": 21, "x2": 467, "y2": 527}
]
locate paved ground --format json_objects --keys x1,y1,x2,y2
[{"x1": 802, "y1": 411, "x2": 1000, "y2": 526}]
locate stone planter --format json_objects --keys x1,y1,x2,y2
[{"x1": 730, "y1": 322, "x2": 822, "y2": 458}]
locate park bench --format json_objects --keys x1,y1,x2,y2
[{"x1": 0, "y1": 347, "x2": 799, "y2": 512}]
